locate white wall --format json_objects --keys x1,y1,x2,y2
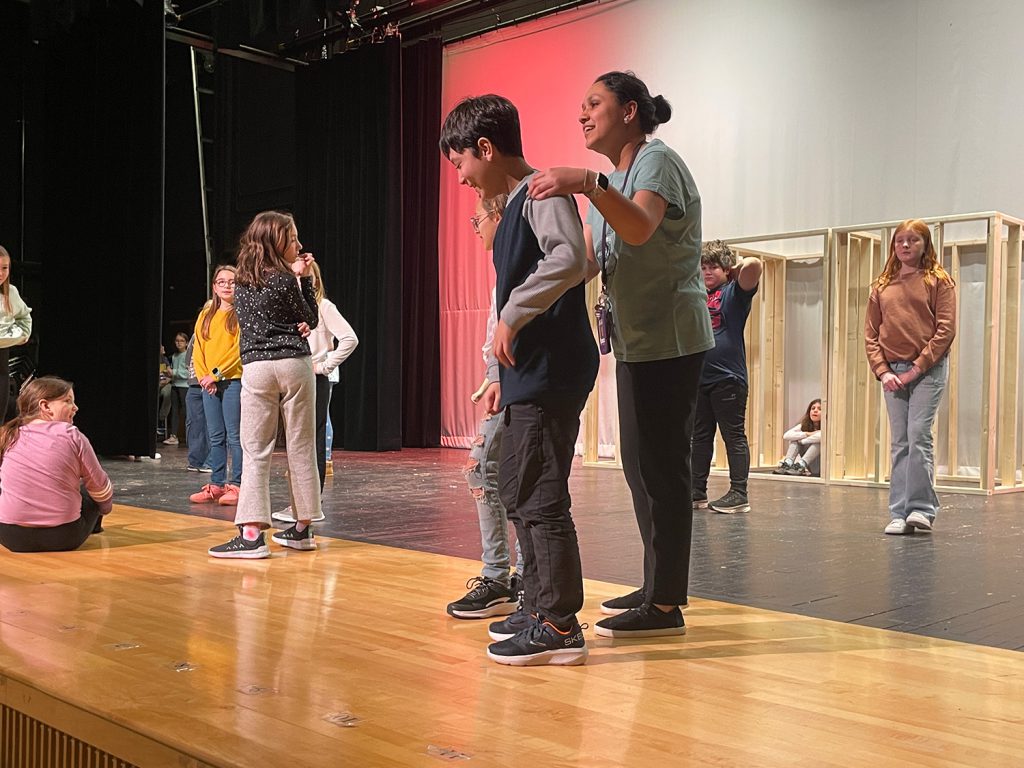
[{"x1": 439, "y1": 0, "x2": 1024, "y2": 447}]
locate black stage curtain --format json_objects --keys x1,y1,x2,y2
[
  {"x1": 211, "y1": 55, "x2": 296, "y2": 264},
  {"x1": 31, "y1": 0, "x2": 165, "y2": 456},
  {"x1": 163, "y1": 41, "x2": 209, "y2": 349},
  {"x1": 0, "y1": 3, "x2": 29, "y2": 258},
  {"x1": 400, "y1": 39, "x2": 442, "y2": 448},
  {"x1": 295, "y1": 40, "x2": 404, "y2": 451}
]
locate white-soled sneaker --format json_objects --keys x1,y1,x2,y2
[
  {"x1": 209, "y1": 529, "x2": 270, "y2": 559},
  {"x1": 271, "y1": 505, "x2": 326, "y2": 524},
  {"x1": 906, "y1": 512, "x2": 933, "y2": 532},
  {"x1": 271, "y1": 524, "x2": 317, "y2": 551},
  {"x1": 884, "y1": 518, "x2": 912, "y2": 535}
]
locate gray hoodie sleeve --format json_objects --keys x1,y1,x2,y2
[{"x1": 498, "y1": 193, "x2": 588, "y2": 332}]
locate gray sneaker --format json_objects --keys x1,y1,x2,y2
[
  {"x1": 906, "y1": 512, "x2": 933, "y2": 532},
  {"x1": 271, "y1": 505, "x2": 326, "y2": 524},
  {"x1": 710, "y1": 489, "x2": 750, "y2": 514},
  {"x1": 885, "y1": 518, "x2": 912, "y2": 535},
  {"x1": 209, "y1": 528, "x2": 270, "y2": 559},
  {"x1": 271, "y1": 523, "x2": 317, "y2": 551}
]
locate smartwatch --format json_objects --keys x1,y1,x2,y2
[{"x1": 587, "y1": 171, "x2": 609, "y2": 200}]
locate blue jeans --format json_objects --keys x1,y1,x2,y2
[
  {"x1": 465, "y1": 413, "x2": 522, "y2": 584},
  {"x1": 884, "y1": 359, "x2": 948, "y2": 522},
  {"x1": 203, "y1": 379, "x2": 242, "y2": 486},
  {"x1": 185, "y1": 385, "x2": 209, "y2": 469}
]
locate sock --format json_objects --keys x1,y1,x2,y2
[
  {"x1": 295, "y1": 521, "x2": 308, "y2": 533},
  {"x1": 241, "y1": 524, "x2": 261, "y2": 541}
]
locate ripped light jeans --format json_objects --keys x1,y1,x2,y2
[
  {"x1": 465, "y1": 413, "x2": 522, "y2": 585},
  {"x1": 884, "y1": 358, "x2": 948, "y2": 523}
]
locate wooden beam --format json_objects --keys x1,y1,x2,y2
[{"x1": 979, "y1": 215, "x2": 1004, "y2": 492}]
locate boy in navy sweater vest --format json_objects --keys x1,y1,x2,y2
[{"x1": 441, "y1": 95, "x2": 598, "y2": 666}]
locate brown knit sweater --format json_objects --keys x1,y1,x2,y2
[{"x1": 864, "y1": 269, "x2": 957, "y2": 378}]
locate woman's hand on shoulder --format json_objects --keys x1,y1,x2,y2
[{"x1": 529, "y1": 167, "x2": 587, "y2": 200}]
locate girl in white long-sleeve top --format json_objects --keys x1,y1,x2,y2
[
  {"x1": 272, "y1": 261, "x2": 358, "y2": 524},
  {"x1": 773, "y1": 398, "x2": 821, "y2": 476},
  {"x1": 0, "y1": 246, "x2": 32, "y2": 422}
]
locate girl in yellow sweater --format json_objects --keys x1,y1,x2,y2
[{"x1": 189, "y1": 265, "x2": 243, "y2": 505}]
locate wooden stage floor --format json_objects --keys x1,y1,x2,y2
[{"x1": 1, "y1": 504, "x2": 1022, "y2": 767}]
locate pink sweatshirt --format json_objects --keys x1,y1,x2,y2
[{"x1": 0, "y1": 422, "x2": 113, "y2": 527}]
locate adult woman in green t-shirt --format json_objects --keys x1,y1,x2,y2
[{"x1": 529, "y1": 71, "x2": 713, "y2": 639}]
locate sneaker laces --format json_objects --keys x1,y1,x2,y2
[{"x1": 463, "y1": 576, "x2": 495, "y2": 600}]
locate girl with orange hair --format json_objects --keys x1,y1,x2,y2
[{"x1": 865, "y1": 219, "x2": 956, "y2": 535}]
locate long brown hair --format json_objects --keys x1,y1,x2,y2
[
  {"x1": 0, "y1": 245, "x2": 11, "y2": 314},
  {"x1": 199, "y1": 265, "x2": 239, "y2": 340},
  {"x1": 873, "y1": 219, "x2": 954, "y2": 292},
  {"x1": 800, "y1": 398, "x2": 822, "y2": 433},
  {"x1": 235, "y1": 211, "x2": 295, "y2": 288},
  {"x1": 0, "y1": 376, "x2": 73, "y2": 462}
]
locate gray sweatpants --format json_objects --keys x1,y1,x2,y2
[{"x1": 235, "y1": 357, "x2": 322, "y2": 527}]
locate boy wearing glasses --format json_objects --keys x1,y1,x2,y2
[
  {"x1": 441, "y1": 95, "x2": 598, "y2": 666},
  {"x1": 446, "y1": 194, "x2": 525, "y2": 622}
]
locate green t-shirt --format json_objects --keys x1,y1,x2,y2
[{"x1": 586, "y1": 139, "x2": 714, "y2": 363}]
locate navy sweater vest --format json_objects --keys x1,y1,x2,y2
[{"x1": 492, "y1": 192, "x2": 598, "y2": 407}]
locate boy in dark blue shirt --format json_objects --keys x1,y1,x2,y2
[
  {"x1": 440, "y1": 95, "x2": 598, "y2": 666},
  {"x1": 692, "y1": 240, "x2": 762, "y2": 513}
]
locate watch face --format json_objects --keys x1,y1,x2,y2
[{"x1": 598, "y1": 173, "x2": 609, "y2": 190}]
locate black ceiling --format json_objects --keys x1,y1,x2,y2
[{"x1": 165, "y1": 0, "x2": 596, "y2": 58}]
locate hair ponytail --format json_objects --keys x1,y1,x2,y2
[
  {"x1": 595, "y1": 71, "x2": 671, "y2": 134},
  {"x1": 0, "y1": 377, "x2": 73, "y2": 463}
]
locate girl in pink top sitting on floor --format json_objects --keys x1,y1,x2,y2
[{"x1": 0, "y1": 377, "x2": 113, "y2": 553}]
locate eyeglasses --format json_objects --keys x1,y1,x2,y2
[
  {"x1": 214, "y1": 280, "x2": 235, "y2": 287},
  {"x1": 469, "y1": 214, "x2": 486, "y2": 234}
]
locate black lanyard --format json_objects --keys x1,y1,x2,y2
[{"x1": 598, "y1": 140, "x2": 647, "y2": 291}]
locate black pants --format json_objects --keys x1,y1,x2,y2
[
  {"x1": 314, "y1": 374, "x2": 333, "y2": 492},
  {"x1": 691, "y1": 378, "x2": 751, "y2": 495},
  {"x1": 498, "y1": 397, "x2": 586, "y2": 628},
  {"x1": 0, "y1": 347, "x2": 9, "y2": 423},
  {"x1": 617, "y1": 352, "x2": 705, "y2": 606},
  {"x1": 0, "y1": 491, "x2": 103, "y2": 553}
]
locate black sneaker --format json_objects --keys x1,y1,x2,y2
[
  {"x1": 601, "y1": 588, "x2": 688, "y2": 614},
  {"x1": 594, "y1": 603, "x2": 686, "y2": 638},
  {"x1": 784, "y1": 463, "x2": 812, "y2": 477},
  {"x1": 710, "y1": 489, "x2": 750, "y2": 514},
  {"x1": 486, "y1": 617, "x2": 588, "y2": 666},
  {"x1": 271, "y1": 524, "x2": 317, "y2": 551},
  {"x1": 208, "y1": 528, "x2": 270, "y2": 559},
  {"x1": 693, "y1": 493, "x2": 709, "y2": 510},
  {"x1": 772, "y1": 460, "x2": 792, "y2": 475},
  {"x1": 446, "y1": 577, "x2": 517, "y2": 619},
  {"x1": 600, "y1": 588, "x2": 645, "y2": 616},
  {"x1": 488, "y1": 607, "x2": 535, "y2": 641},
  {"x1": 509, "y1": 571, "x2": 524, "y2": 603}
]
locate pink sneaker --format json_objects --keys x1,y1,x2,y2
[
  {"x1": 218, "y1": 484, "x2": 240, "y2": 506},
  {"x1": 190, "y1": 484, "x2": 225, "y2": 503}
]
